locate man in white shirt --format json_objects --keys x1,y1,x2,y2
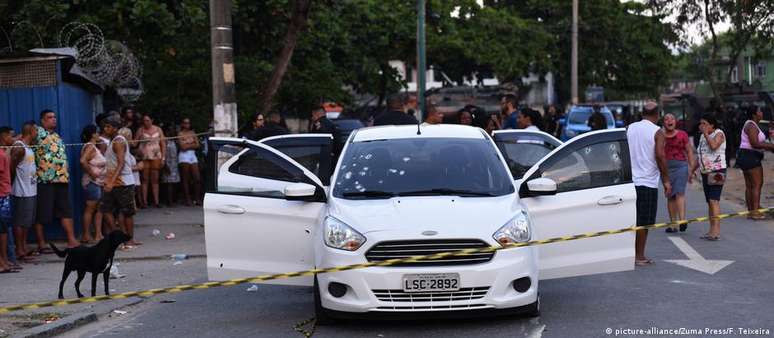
[{"x1": 626, "y1": 101, "x2": 671, "y2": 266}]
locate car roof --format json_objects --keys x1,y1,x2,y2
[
  {"x1": 352, "y1": 124, "x2": 487, "y2": 143},
  {"x1": 569, "y1": 105, "x2": 612, "y2": 114}
]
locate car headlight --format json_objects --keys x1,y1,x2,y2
[
  {"x1": 493, "y1": 211, "x2": 531, "y2": 247},
  {"x1": 324, "y1": 217, "x2": 366, "y2": 251}
]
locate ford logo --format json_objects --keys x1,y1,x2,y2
[{"x1": 421, "y1": 231, "x2": 438, "y2": 236}]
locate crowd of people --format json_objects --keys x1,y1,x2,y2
[
  {"x1": 0, "y1": 108, "x2": 206, "y2": 273},
  {"x1": 628, "y1": 102, "x2": 772, "y2": 267},
  {"x1": 237, "y1": 93, "x2": 562, "y2": 143}
]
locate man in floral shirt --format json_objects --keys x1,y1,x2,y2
[{"x1": 34, "y1": 110, "x2": 79, "y2": 249}]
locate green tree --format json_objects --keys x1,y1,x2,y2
[
  {"x1": 496, "y1": 0, "x2": 677, "y2": 102},
  {"x1": 652, "y1": 0, "x2": 774, "y2": 102}
]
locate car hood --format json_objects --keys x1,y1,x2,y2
[{"x1": 327, "y1": 194, "x2": 521, "y2": 237}]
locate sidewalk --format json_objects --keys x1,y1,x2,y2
[{"x1": 0, "y1": 206, "x2": 206, "y2": 337}]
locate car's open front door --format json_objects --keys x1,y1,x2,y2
[
  {"x1": 518, "y1": 129, "x2": 635, "y2": 280},
  {"x1": 204, "y1": 137, "x2": 330, "y2": 286}
]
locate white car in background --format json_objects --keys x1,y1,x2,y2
[{"x1": 204, "y1": 125, "x2": 635, "y2": 322}]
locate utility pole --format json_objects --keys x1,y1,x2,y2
[
  {"x1": 416, "y1": 0, "x2": 427, "y2": 122},
  {"x1": 210, "y1": 0, "x2": 237, "y2": 137},
  {"x1": 571, "y1": 0, "x2": 579, "y2": 104}
]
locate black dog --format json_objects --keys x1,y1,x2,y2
[{"x1": 50, "y1": 230, "x2": 132, "y2": 299}]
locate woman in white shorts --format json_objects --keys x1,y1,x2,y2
[{"x1": 177, "y1": 118, "x2": 201, "y2": 206}]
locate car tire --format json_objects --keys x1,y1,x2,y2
[
  {"x1": 524, "y1": 293, "x2": 541, "y2": 318},
  {"x1": 314, "y1": 276, "x2": 336, "y2": 325}
]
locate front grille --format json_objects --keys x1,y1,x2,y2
[
  {"x1": 365, "y1": 239, "x2": 494, "y2": 266},
  {"x1": 372, "y1": 287, "x2": 492, "y2": 311},
  {"x1": 372, "y1": 287, "x2": 490, "y2": 302},
  {"x1": 373, "y1": 304, "x2": 492, "y2": 312}
]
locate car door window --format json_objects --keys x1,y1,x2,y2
[
  {"x1": 270, "y1": 145, "x2": 322, "y2": 177},
  {"x1": 261, "y1": 136, "x2": 333, "y2": 186},
  {"x1": 498, "y1": 140, "x2": 557, "y2": 179},
  {"x1": 538, "y1": 140, "x2": 630, "y2": 193},
  {"x1": 207, "y1": 139, "x2": 322, "y2": 200},
  {"x1": 228, "y1": 150, "x2": 300, "y2": 182},
  {"x1": 494, "y1": 132, "x2": 560, "y2": 180}
]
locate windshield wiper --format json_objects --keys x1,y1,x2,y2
[
  {"x1": 398, "y1": 188, "x2": 496, "y2": 197},
  {"x1": 342, "y1": 190, "x2": 396, "y2": 199}
]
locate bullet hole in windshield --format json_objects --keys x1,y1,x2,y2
[
  {"x1": 365, "y1": 154, "x2": 373, "y2": 160},
  {"x1": 344, "y1": 171, "x2": 352, "y2": 179},
  {"x1": 403, "y1": 157, "x2": 411, "y2": 162}
]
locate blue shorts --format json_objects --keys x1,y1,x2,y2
[
  {"x1": 84, "y1": 182, "x2": 103, "y2": 201},
  {"x1": 0, "y1": 196, "x2": 11, "y2": 233}
]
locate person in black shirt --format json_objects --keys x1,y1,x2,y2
[
  {"x1": 309, "y1": 107, "x2": 335, "y2": 134},
  {"x1": 261, "y1": 112, "x2": 289, "y2": 138},
  {"x1": 242, "y1": 113, "x2": 266, "y2": 140},
  {"x1": 587, "y1": 104, "x2": 607, "y2": 131},
  {"x1": 373, "y1": 93, "x2": 419, "y2": 126}
]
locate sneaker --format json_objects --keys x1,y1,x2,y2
[{"x1": 679, "y1": 223, "x2": 687, "y2": 232}]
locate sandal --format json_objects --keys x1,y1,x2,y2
[
  {"x1": 635, "y1": 258, "x2": 654, "y2": 266},
  {"x1": 17, "y1": 255, "x2": 36, "y2": 263},
  {"x1": 37, "y1": 247, "x2": 55, "y2": 255},
  {"x1": 700, "y1": 234, "x2": 720, "y2": 241}
]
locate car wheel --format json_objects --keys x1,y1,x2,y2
[
  {"x1": 524, "y1": 293, "x2": 541, "y2": 317},
  {"x1": 314, "y1": 276, "x2": 336, "y2": 325}
]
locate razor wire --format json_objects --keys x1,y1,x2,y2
[{"x1": 57, "y1": 22, "x2": 144, "y2": 102}]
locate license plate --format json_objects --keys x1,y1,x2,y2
[{"x1": 402, "y1": 273, "x2": 460, "y2": 293}]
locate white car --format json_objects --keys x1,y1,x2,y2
[{"x1": 204, "y1": 125, "x2": 635, "y2": 322}]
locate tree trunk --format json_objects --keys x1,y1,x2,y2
[
  {"x1": 259, "y1": 0, "x2": 312, "y2": 114},
  {"x1": 704, "y1": 0, "x2": 724, "y2": 107}
]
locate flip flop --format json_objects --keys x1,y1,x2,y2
[
  {"x1": 37, "y1": 247, "x2": 55, "y2": 255},
  {"x1": 17, "y1": 255, "x2": 37, "y2": 262},
  {"x1": 635, "y1": 258, "x2": 654, "y2": 266},
  {"x1": 700, "y1": 234, "x2": 720, "y2": 241}
]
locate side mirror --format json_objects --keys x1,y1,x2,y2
[
  {"x1": 284, "y1": 182, "x2": 318, "y2": 200},
  {"x1": 526, "y1": 177, "x2": 557, "y2": 196}
]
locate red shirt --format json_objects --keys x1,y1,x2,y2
[
  {"x1": 664, "y1": 130, "x2": 689, "y2": 161},
  {"x1": 0, "y1": 149, "x2": 11, "y2": 196}
]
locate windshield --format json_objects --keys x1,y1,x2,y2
[
  {"x1": 569, "y1": 109, "x2": 613, "y2": 125},
  {"x1": 333, "y1": 138, "x2": 514, "y2": 199}
]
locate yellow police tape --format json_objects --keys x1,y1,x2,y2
[{"x1": 1, "y1": 206, "x2": 771, "y2": 315}]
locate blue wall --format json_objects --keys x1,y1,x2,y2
[{"x1": 0, "y1": 61, "x2": 98, "y2": 239}]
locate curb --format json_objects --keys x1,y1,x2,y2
[
  {"x1": 12, "y1": 298, "x2": 145, "y2": 338},
  {"x1": 14, "y1": 312, "x2": 97, "y2": 338}
]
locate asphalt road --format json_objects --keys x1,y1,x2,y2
[{"x1": 61, "y1": 186, "x2": 774, "y2": 338}]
